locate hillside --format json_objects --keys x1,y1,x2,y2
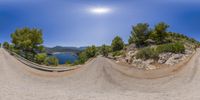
[{"x1": 45, "y1": 46, "x2": 86, "y2": 54}]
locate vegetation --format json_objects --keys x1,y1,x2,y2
[
  {"x1": 111, "y1": 36, "x2": 124, "y2": 52},
  {"x1": 99, "y1": 44, "x2": 110, "y2": 57},
  {"x1": 153, "y1": 22, "x2": 169, "y2": 44},
  {"x1": 157, "y1": 42, "x2": 185, "y2": 54},
  {"x1": 35, "y1": 53, "x2": 47, "y2": 64},
  {"x1": 112, "y1": 51, "x2": 125, "y2": 57},
  {"x1": 136, "y1": 42, "x2": 185, "y2": 60},
  {"x1": 65, "y1": 60, "x2": 72, "y2": 65},
  {"x1": 3, "y1": 42, "x2": 10, "y2": 49},
  {"x1": 74, "y1": 45, "x2": 97, "y2": 64},
  {"x1": 136, "y1": 47, "x2": 158, "y2": 60},
  {"x1": 11, "y1": 27, "x2": 44, "y2": 60},
  {"x1": 44, "y1": 56, "x2": 59, "y2": 66},
  {"x1": 128, "y1": 23, "x2": 150, "y2": 47}
]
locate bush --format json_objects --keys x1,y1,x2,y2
[
  {"x1": 111, "y1": 36, "x2": 124, "y2": 52},
  {"x1": 112, "y1": 51, "x2": 125, "y2": 57},
  {"x1": 100, "y1": 44, "x2": 110, "y2": 57},
  {"x1": 75, "y1": 45, "x2": 97, "y2": 65},
  {"x1": 35, "y1": 53, "x2": 47, "y2": 64},
  {"x1": 136, "y1": 47, "x2": 159, "y2": 60},
  {"x1": 85, "y1": 45, "x2": 97, "y2": 58},
  {"x1": 65, "y1": 60, "x2": 71, "y2": 65},
  {"x1": 157, "y1": 42, "x2": 185, "y2": 53},
  {"x1": 136, "y1": 43, "x2": 185, "y2": 60},
  {"x1": 44, "y1": 57, "x2": 59, "y2": 66}
]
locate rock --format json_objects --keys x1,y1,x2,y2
[
  {"x1": 158, "y1": 53, "x2": 172, "y2": 64},
  {"x1": 165, "y1": 54, "x2": 184, "y2": 65},
  {"x1": 107, "y1": 54, "x2": 115, "y2": 59},
  {"x1": 145, "y1": 59, "x2": 154, "y2": 64},
  {"x1": 146, "y1": 65, "x2": 157, "y2": 70},
  {"x1": 132, "y1": 59, "x2": 146, "y2": 69},
  {"x1": 125, "y1": 56, "x2": 132, "y2": 64},
  {"x1": 185, "y1": 49, "x2": 193, "y2": 55},
  {"x1": 173, "y1": 54, "x2": 183, "y2": 59},
  {"x1": 127, "y1": 43, "x2": 136, "y2": 51},
  {"x1": 132, "y1": 59, "x2": 155, "y2": 70},
  {"x1": 117, "y1": 57, "x2": 127, "y2": 63}
]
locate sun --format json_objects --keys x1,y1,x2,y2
[{"x1": 90, "y1": 7, "x2": 111, "y2": 14}]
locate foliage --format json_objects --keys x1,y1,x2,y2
[
  {"x1": 100, "y1": 44, "x2": 110, "y2": 57},
  {"x1": 44, "y1": 56, "x2": 59, "y2": 66},
  {"x1": 111, "y1": 36, "x2": 124, "y2": 52},
  {"x1": 112, "y1": 51, "x2": 125, "y2": 57},
  {"x1": 65, "y1": 60, "x2": 71, "y2": 65},
  {"x1": 128, "y1": 23, "x2": 150, "y2": 47},
  {"x1": 35, "y1": 53, "x2": 47, "y2": 64},
  {"x1": 157, "y1": 42, "x2": 185, "y2": 54},
  {"x1": 3, "y1": 42, "x2": 9, "y2": 49},
  {"x1": 11, "y1": 27, "x2": 44, "y2": 60},
  {"x1": 75, "y1": 45, "x2": 97, "y2": 64},
  {"x1": 136, "y1": 43, "x2": 185, "y2": 60},
  {"x1": 153, "y1": 22, "x2": 169, "y2": 44},
  {"x1": 136, "y1": 47, "x2": 159, "y2": 60},
  {"x1": 85, "y1": 45, "x2": 97, "y2": 58}
]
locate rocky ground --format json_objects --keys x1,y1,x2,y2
[{"x1": 114, "y1": 43, "x2": 195, "y2": 70}]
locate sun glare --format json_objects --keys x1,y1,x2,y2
[{"x1": 90, "y1": 7, "x2": 111, "y2": 14}]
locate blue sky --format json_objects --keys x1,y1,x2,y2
[{"x1": 0, "y1": 0, "x2": 200, "y2": 47}]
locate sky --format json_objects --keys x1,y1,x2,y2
[{"x1": 0, "y1": 0, "x2": 200, "y2": 47}]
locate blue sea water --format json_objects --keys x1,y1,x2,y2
[{"x1": 52, "y1": 52, "x2": 78, "y2": 64}]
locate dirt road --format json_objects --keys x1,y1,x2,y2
[{"x1": 0, "y1": 48, "x2": 200, "y2": 100}]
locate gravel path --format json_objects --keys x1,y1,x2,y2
[{"x1": 0, "y1": 48, "x2": 200, "y2": 100}]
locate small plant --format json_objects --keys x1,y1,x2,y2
[
  {"x1": 35, "y1": 53, "x2": 47, "y2": 64},
  {"x1": 136, "y1": 47, "x2": 158, "y2": 60},
  {"x1": 44, "y1": 57, "x2": 59, "y2": 66},
  {"x1": 157, "y1": 42, "x2": 185, "y2": 53},
  {"x1": 65, "y1": 60, "x2": 71, "y2": 65},
  {"x1": 112, "y1": 51, "x2": 125, "y2": 57}
]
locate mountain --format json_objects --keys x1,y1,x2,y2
[{"x1": 45, "y1": 46, "x2": 87, "y2": 54}]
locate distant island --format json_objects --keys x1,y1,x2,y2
[{"x1": 45, "y1": 46, "x2": 87, "y2": 54}]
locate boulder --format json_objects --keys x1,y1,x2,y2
[
  {"x1": 165, "y1": 54, "x2": 184, "y2": 65},
  {"x1": 132, "y1": 59, "x2": 155, "y2": 70},
  {"x1": 145, "y1": 65, "x2": 157, "y2": 70},
  {"x1": 158, "y1": 53, "x2": 172, "y2": 64},
  {"x1": 127, "y1": 43, "x2": 136, "y2": 51}
]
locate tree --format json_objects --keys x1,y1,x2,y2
[
  {"x1": 85, "y1": 45, "x2": 97, "y2": 58},
  {"x1": 3, "y1": 42, "x2": 9, "y2": 49},
  {"x1": 100, "y1": 44, "x2": 109, "y2": 57},
  {"x1": 128, "y1": 23, "x2": 150, "y2": 47},
  {"x1": 11, "y1": 27, "x2": 44, "y2": 60},
  {"x1": 111, "y1": 36, "x2": 124, "y2": 52},
  {"x1": 154, "y1": 22, "x2": 169, "y2": 44}
]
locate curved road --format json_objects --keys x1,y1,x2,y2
[{"x1": 0, "y1": 48, "x2": 200, "y2": 100}]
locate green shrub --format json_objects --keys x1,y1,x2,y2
[
  {"x1": 157, "y1": 42, "x2": 185, "y2": 53},
  {"x1": 136, "y1": 42, "x2": 185, "y2": 60},
  {"x1": 136, "y1": 47, "x2": 159, "y2": 60},
  {"x1": 65, "y1": 60, "x2": 71, "y2": 65},
  {"x1": 112, "y1": 51, "x2": 125, "y2": 57},
  {"x1": 44, "y1": 57, "x2": 59, "y2": 66},
  {"x1": 35, "y1": 53, "x2": 47, "y2": 64},
  {"x1": 85, "y1": 45, "x2": 97, "y2": 58},
  {"x1": 111, "y1": 36, "x2": 124, "y2": 52},
  {"x1": 100, "y1": 44, "x2": 110, "y2": 57}
]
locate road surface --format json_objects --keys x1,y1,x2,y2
[{"x1": 0, "y1": 48, "x2": 200, "y2": 100}]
